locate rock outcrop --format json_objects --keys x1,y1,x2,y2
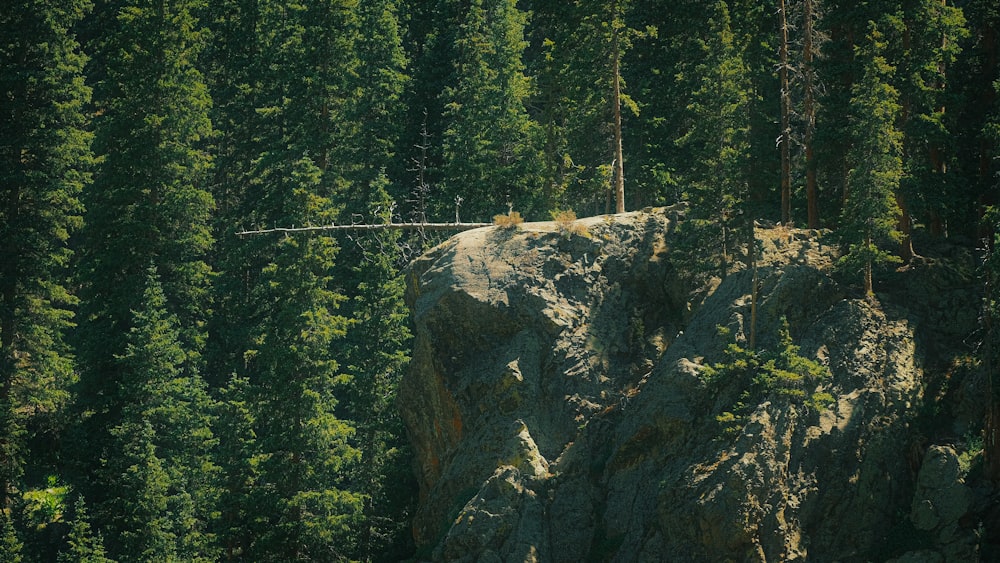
[{"x1": 399, "y1": 209, "x2": 985, "y2": 562}]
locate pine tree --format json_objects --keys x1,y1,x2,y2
[
  {"x1": 954, "y1": 0, "x2": 999, "y2": 226},
  {"x1": 675, "y1": 0, "x2": 753, "y2": 192},
  {"x1": 75, "y1": 0, "x2": 215, "y2": 415},
  {"x1": 397, "y1": 0, "x2": 462, "y2": 222},
  {"x1": 769, "y1": 0, "x2": 828, "y2": 227},
  {"x1": 532, "y1": 0, "x2": 647, "y2": 214},
  {"x1": 801, "y1": 0, "x2": 826, "y2": 228},
  {"x1": 72, "y1": 0, "x2": 216, "y2": 556},
  {"x1": 616, "y1": 0, "x2": 703, "y2": 206},
  {"x1": 524, "y1": 1, "x2": 576, "y2": 209},
  {"x1": 240, "y1": 160, "x2": 363, "y2": 561},
  {"x1": 780, "y1": 0, "x2": 794, "y2": 224},
  {"x1": 814, "y1": 0, "x2": 875, "y2": 223},
  {"x1": 676, "y1": 1, "x2": 753, "y2": 278},
  {"x1": 338, "y1": 175, "x2": 415, "y2": 561},
  {"x1": 339, "y1": 0, "x2": 410, "y2": 222},
  {"x1": 58, "y1": 497, "x2": 113, "y2": 563},
  {"x1": 97, "y1": 269, "x2": 218, "y2": 561},
  {"x1": 103, "y1": 419, "x2": 174, "y2": 561},
  {"x1": 334, "y1": 6, "x2": 417, "y2": 554},
  {"x1": 213, "y1": 376, "x2": 257, "y2": 560},
  {"x1": 985, "y1": 212, "x2": 1000, "y2": 482},
  {"x1": 729, "y1": 0, "x2": 781, "y2": 211},
  {"x1": 0, "y1": 0, "x2": 92, "y2": 510},
  {"x1": 440, "y1": 0, "x2": 542, "y2": 221},
  {"x1": 77, "y1": 0, "x2": 214, "y2": 365},
  {"x1": 896, "y1": 0, "x2": 967, "y2": 256},
  {"x1": 816, "y1": 0, "x2": 904, "y2": 224},
  {"x1": 0, "y1": 402, "x2": 24, "y2": 516},
  {"x1": 349, "y1": 0, "x2": 409, "y2": 193},
  {"x1": 200, "y1": 0, "x2": 265, "y2": 219},
  {"x1": 202, "y1": 0, "x2": 268, "y2": 390},
  {"x1": 979, "y1": 2, "x2": 1000, "y2": 483},
  {"x1": 609, "y1": 0, "x2": 629, "y2": 213},
  {"x1": 0, "y1": 510, "x2": 22, "y2": 563},
  {"x1": 206, "y1": 1, "x2": 364, "y2": 558},
  {"x1": 839, "y1": 22, "x2": 904, "y2": 296}
]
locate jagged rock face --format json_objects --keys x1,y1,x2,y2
[{"x1": 399, "y1": 210, "x2": 980, "y2": 562}]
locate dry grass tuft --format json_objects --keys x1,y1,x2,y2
[
  {"x1": 493, "y1": 211, "x2": 525, "y2": 229},
  {"x1": 551, "y1": 209, "x2": 590, "y2": 238}
]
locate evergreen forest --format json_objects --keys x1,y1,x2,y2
[{"x1": 1, "y1": 0, "x2": 999, "y2": 560}]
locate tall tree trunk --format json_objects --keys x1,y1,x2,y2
[
  {"x1": 897, "y1": 192, "x2": 915, "y2": 262},
  {"x1": 929, "y1": 146, "x2": 947, "y2": 237},
  {"x1": 612, "y1": 17, "x2": 625, "y2": 214},
  {"x1": 804, "y1": 0, "x2": 819, "y2": 228},
  {"x1": 864, "y1": 258, "x2": 873, "y2": 297},
  {"x1": 864, "y1": 229, "x2": 874, "y2": 296},
  {"x1": 779, "y1": 0, "x2": 792, "y2": 225},
  {"x1": 805, "y1": 144, "x2": 819, "y2": 228},
  {"x1": 898, "y1": 17, "x2": 915, "y2": 258},
  {"x1": 984, "y1": 18, "x2": 997, "y2": 186},
  {"x1": 0, "y1": 301, "x2": 13, "y2": 512},
  {"x1": 542, "y1": 86, "x2": 561, "y2": 210},
  {"x1": 987, "y1": 268, "x2": 1000, "y2": 482},
  {"x1": 749, "y1": 222, "x2": 758, "y2": 350},
  {"x1": 928, "y1": 1, "x2": 951, "y2": 237},
  {"x1": 982, "y1": 12, "x2": 999, "y2": 483},
  {"x1": 0, "y1": 182, "x2": 18, "y2": 512}
]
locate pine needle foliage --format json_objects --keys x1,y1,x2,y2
[
  {"x1": 441, "y1": 0, "x2": 543, "y2": 221},
  {"x1": 837, "y1": 21, "x2": 904, "y2": 295},
  {"x1": 702, "y1": 319, "x2": 833, "y2": 436},
  {"x1": 0, "y1": 510, "x2": 22, "y2": 563},
  {"x1": 0, "y1": 0, "x2": 92, "y2": 511},
  {"x1": 57, "y1": 497, "x2": 113, "y2": 563}
]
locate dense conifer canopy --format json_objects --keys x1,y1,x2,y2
[{"x1": 0, "y1": 0, "x2": 997, "y2": 560}]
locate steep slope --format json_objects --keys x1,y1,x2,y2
[{"x1": 400, "y1": 208, "x2": 987, "y2": 562}]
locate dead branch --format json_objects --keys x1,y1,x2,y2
[{"x1": 236, "y1": 222, "x2": 493, "y2": 237}]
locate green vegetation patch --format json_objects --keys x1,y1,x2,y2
[{"x1": 701, "y1": 318, "x2": 833, "y2": 436}]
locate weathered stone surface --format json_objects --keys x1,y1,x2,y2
[
  {"x1": 912, "y1": 446, "x2": 971, "y2": 531},
  {"x1": 907, "y1": 446, "x2": 977, "y2": 562},
  {"x1": 399, "y1": 209, "x2": 983, "y2": 561}
]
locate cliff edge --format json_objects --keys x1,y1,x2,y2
[{"x1": 400, "y1": 208, "x2": 990, "y2": 562}]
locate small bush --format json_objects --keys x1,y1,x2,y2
[
  {"x1": 550, "y1": 208, "x2": 589, "y2": 238},
  {"x1": 807, "y1": 391, "x2": 836, "y2": 411},
  {"x1": 715, "y1": 411, "x2": 741, "y2": 436},
  {"x1": 551, "y1": 208, "x2": 577, "y2": 224},
  {"x1": 958, "y1": 430, "x2": 984, "y2": 475},
  {"x1": 493, "y1": 211, "x2": 524, "y2": 229}
]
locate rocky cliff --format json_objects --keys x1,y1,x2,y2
[{"x1": 399, "y1": 208, "x2": 994, "y2": 562}]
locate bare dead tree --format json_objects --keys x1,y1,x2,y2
[{"x1": 407, "y1": 109, "x2": 433, "y2": 228}]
